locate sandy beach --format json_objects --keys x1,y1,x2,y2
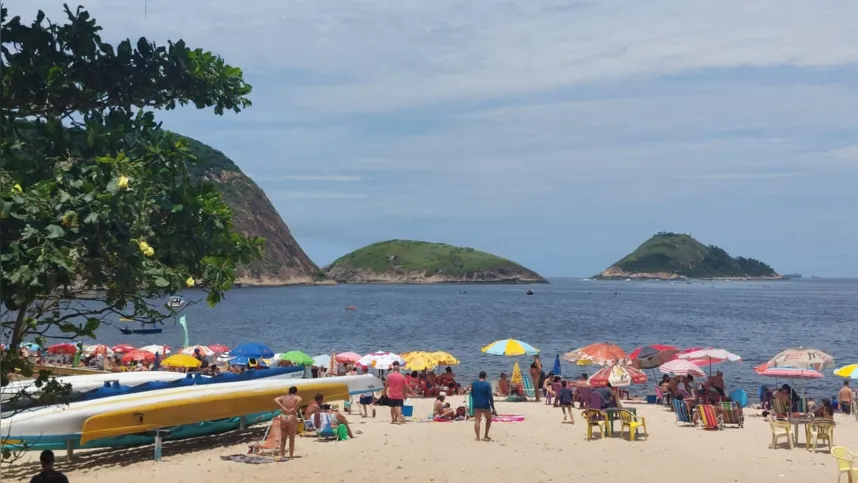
[{"x1": 4, "y1": 397, "x2": 855, "y2": 483}]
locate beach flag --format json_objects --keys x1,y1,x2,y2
[
  {"x1": 178, "y1": 315, "x2": 189, "y2": 349},
  {"x1": 511, "y1": 362, "x2": 523, "y2": 385}
]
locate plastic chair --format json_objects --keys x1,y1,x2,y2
[
  {"x1": 767, "y1": 415, "x2": 793, "y2": 449},
  {"x1": 616, "y1": 409, "x2": 647, "y2": 441},
  {"x1": 581, "y1": 409, "x2": 607, "y2": 441},
  {"x1": 831, "y1": 446, "x2": 858, "y2": 483},
  {"x1": 807, "y1": 418, "x2": 836, "y2": 453}
]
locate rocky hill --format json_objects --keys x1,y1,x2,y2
[
  {"x1": 184, "y1": 136, "x2": 321, "y2": 286},
  {"x1": 596, "y1": 232, "x2": 780, "y2": 280},
  {"x1": 324, "y1": 239, "x2": 547, "y2": 284}
]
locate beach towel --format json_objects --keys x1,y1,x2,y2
[
  {"x1": 220, "y1": 454, "x2": 276, "y2": 464},
  {"x1": 492, "y1": 414, "x2": 525, "y2": 422},
  {"x1": 336, "y1": 423, "x2": 349, "y2": 441},
  {"x1": 504, "y1": 395, "x2": 527, "y2": 402}
]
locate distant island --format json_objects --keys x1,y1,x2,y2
[
  {"x1": 324, "y1": 240, "x2": 548, "y2": 284},
  {"x1": 596, "y1": 232, "x2": 781, "y2": 280}
]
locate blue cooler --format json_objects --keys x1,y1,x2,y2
[
  {"x1": 646, "y1": 395, "x2": 657, "y2": 404},
  {"x1": 402, "y1": 405, "x2": 414, "y2": 417}
]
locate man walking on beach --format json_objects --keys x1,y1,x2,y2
[
  {"x1": 384, "y1": 361, "x2": 411, "y2": 424},
  {"x1": 471, "y1": 371, "x2": 497, "y2": 441},
  {"x1": 30, "y1": 450, "x2": 68, "y2": 483}
]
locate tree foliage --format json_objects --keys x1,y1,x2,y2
[{"x1": 0, "y1": 4, "x2": 263, "y2": 406}]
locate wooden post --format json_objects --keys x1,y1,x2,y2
[
  {"x1": 239, "y1": 415, "x2": 247, "y2": 430},
  {"x1": 65, "y1": 440, "x2": 74, "y2": 460}
]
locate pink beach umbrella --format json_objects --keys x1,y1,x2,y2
[
  {"x1": 754, "y1": 363, "x2": 824, "y2": 379},
  {"x1": 659, "y1": 359, "x2": 706, "y2": 377},
  {"x1": 181, "y1": 345, "x2": 215, "y2": 357},
  {"x1": 335, "y1": 351, "x2": 362, "y2": 363},
  {"x1": 111, "y1": 344, "x2": 135, "y2": 354}
]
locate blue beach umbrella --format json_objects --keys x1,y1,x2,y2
[
  {"x1": 481, "y1": 339, "x2": 540, "y2": 356},
  {"x1": 21, "y1": 342, "x2": 42, "y2": 352},
  {"x1": 552, "y1": 353, "x2": 562, "y2": 376},
  {"x1": 231, "y1": 341, "x2": 275, "y2": 359}
]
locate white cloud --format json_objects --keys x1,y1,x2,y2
[
  {"x1": 10, "y1": 0, "x2": 858, "y2": 113},
  {"x1": 828, "y1": 146, "x2": 858, "y2": 163},
  {"x1": 271, "y1": 191, "x2": 368, "y2": 200},
  {"x1": 277, "y1": 174, "x2": 363, "y2": 182}
]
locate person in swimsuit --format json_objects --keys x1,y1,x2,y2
[
  {"x1": 529, "y1": 355, "x2": 542, "y2": 402},
  {"x1": 274, "y1": 386, "x2": 302, "y2": 460}
]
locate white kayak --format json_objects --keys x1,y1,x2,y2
[{"x1": 2, "y1": 374, "x2": 382, "y2": 444}]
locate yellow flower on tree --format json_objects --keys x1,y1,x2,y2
[
  {"x1": 116, "y1": 176, "x2": 129, "y2": 190},
  {"x1": 185, "y1": 277, "x2": 195, "y2": 287},
  {"x1": 138, "y1": 241, "x2": 155, "y2": 257},
  {"x1": 12, "y1": 183, "x2": 22, "y2": 192}
]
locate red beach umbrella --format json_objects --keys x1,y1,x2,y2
[
  {"x1": 588, "y1": 364, "x2": 648, "y2": 387},
  {"x1": 121, "y1": 349, "x2": 155, "y2": 364},
  {"x1": 208, "y1": 344, "x2": 230, "y2": 353},
  {"x1": 111, "y1": 344, "x2": 136, "y2": 354},
  {"x1": 47, "y1": 343, "x2": 78, "y2": 355}
]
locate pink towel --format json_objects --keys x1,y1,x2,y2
[{"x1": 492, "y1": 414, "x2": 525, "y2": 422}]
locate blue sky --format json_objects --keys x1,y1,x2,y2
[{"x1": 10, "y1": 1, "x2": 858, "y2": 277}]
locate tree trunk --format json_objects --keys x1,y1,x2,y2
[{"x1": 9, "y1": 303, "x2": 30, "y2": 351}]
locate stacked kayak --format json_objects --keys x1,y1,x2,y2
[
  {"x1": 1, "y1": 366, "x2": 304, "y2": 413},
  {"x1": 2, "y1": 374, "x2": 382, "y2": 451}
]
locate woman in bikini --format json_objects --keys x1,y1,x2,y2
[
  {"x1": 530, "y1": 355, "x2": 542, "y2": 402},
  {"x1": 274, "y1": 386, "x2": 302, "y2": 460}
]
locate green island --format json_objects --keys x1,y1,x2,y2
[
  {"x1": 324, "y1": 240, "x2": 547, "y2": 284},
  {"x1": 596, "y1": 232, "x2": 781, "y2": 280}
]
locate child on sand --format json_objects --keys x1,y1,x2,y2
[{"x1": 558, "y1": 381, "x2": 575, "y2": 423}]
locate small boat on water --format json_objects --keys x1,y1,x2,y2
[
  {"x1": 117, "y1": 317, "x2": 163, "y2": 335},
  {"x1": 2, "y1": 375, "x2": 381, "y2": 451},
  {"x1": 168, "y1": 296, "x2": 184, "y2": 308},
  {"x1": 526, "y1": 289, "x2": 534, "y2": 295},
  {"x1": 345, "y1": 306, "x2": 358, "y2": 310}
]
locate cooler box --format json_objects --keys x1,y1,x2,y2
[
  {"x1": 645, "y1": 395, "x2": 657, "y2": 404},
  {"x1": 402, "y1": 405, "x2": 414, "y2": 417}
]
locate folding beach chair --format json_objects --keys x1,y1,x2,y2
[
  {"x1": 719, "y1": 401, "x2": 744, "y2": 428},
  {"x1": 698, "y1": 404, "x2": 723, "y2": 430},
  {"x1": 672, "y1": 399, "x2": 694, "y2": 426},
  {"x1": 521, "y1": 373, "x2": 536, "y2": 400}
]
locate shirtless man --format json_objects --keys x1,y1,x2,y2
[
  {"x1": 839, "y1": 381, "x2": 853, "y2": 415},
  {"x1": 273, "y1": 386, "x2": 302, "y2": 460}
]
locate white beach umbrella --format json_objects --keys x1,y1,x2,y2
[
  {"x1": 180, "y1": 345, "x2": 215, "y2": 357},
  {"x1": 139, "y1": 344, "x2": 171, "y2": 355},
  {"x1": 312, "y1": 354, "x2": 331, "y2": 369},
  {"x1": 660, "y1": 359, "x2": 706, "y2": 377},
  {"x1": 357, "y1": 351, "x2": 404, "y2": 368},
  {"x1": 82, "y1": 344, "x2": 114, "y2": 357},
  {"x1": 374, "y1": 354, "x2": 406, "y2": 371},
  {"x1": 678, "y1": 348, "x2": 741, "y2": 363}
]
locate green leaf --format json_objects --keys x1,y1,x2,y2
[
  {"x1": 83, "y1": 212, "x2": 99, "y2": 224},
  {"x1": 45, "y1": 225, "x2": 66, "y2": 238},
  {"x1": 154, "y1": 277, "x2": 170, "y2": 287},
  {"x1": 106, "y1": 179, "x2": 118, "y2": 194},
  {"x1": 171, "y1": 204, "x2": 184, "y2": 213}
]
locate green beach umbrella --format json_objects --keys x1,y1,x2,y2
[{"x1": 280, "y1": 350, "x2": 314, "y2": 366}]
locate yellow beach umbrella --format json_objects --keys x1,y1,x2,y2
[
  {"x1": 161, "y1": 353, "x2": 202, "y2": 368},
  {"x1": 405, "y1": 356, "x2": 437, "y2": 371},
  {"x1": 834, "y1": 364, "x2": 858, "y2": 379},
  {"x1": 481, "y1": 339, "x2": 539, "y2": 356},
  {"x1": 431, "y1": 351, "x2": 460, "y2": 365},
  {"x1": 511, "y1": 362, "x2": 524, "y2": 385}
]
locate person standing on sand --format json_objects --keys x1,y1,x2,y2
[
  {"x1": 530, "y1": 355, "x2": 542, "y2": 402},
  {"x1": 274, "y1": 386, "x2": 302, "y2": 461},
  {"x1": 839, "y1": 381, "x2": 853, "y2": 414},
  {"x1": 30, "y1": 450, "x2": 68, "y2": 483},
  {"x1": 471, "y1": 371, "x2": 497, "y2": 441},
  {"x1": 384, "y1": 361, "x2": 411, "y2": 424}
]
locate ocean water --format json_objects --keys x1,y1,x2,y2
[{"x1": 80, "y1": 278, "x2": 857, "y2": 400}]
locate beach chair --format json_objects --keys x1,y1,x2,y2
[
  {"x1": 655, "y1": 386, "x2": 669, "y2": 406},
  {"x1": 767, "y1": 415, "x2": 793, "y2": 449},
  {"x1": 248, "y1": 416, "x2": 282, "y2": 454},
  {"x1": 773, "y1": 398, "x2": 791, "y2": 419},
  {"x1": 831, "y1": 446, "x2": 858, "y2": 483},
  {"x1": 588, "y1": 391, "x2": 605, "y2": 410},
  {"x1": 521, "y1": 374, "x2": 536, "y2": 400},
  {"x1": 582, "y1": 409, "x2": 608, "y2": 441},
  {"x1": 616, "y1": 409, "x2": 647, "y2": 441},
  {"x1": 807, "y1": 418, "x2": 835, "y2": 453},
  {"x1": 719, "y1": 401, "x2": 744, "y2": 428},
  {"x1": 698, "y1": 404, "x2": 723, "y2": 430},
  {"x1": 576, "y1": 387, "x2": 592, "y2": 409},
  {"x1": 672, "y1": 399, "x2": 694, "y2": 426}
]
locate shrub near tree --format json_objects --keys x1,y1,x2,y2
[{"x1": 0, "y1": 3, "x2": 264, "y2": 436}]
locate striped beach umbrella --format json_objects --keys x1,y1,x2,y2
[
  {"x1": 755, "y1": 363, "x2": 824, "y2": 379},
  {"x1": 767, "y1": 347, "x2": 835, "y2": 371},
  {"x1": 588, "y1": 364, "x2": 648, "y2": 387},
  {"x1": 481, "y1": 339, "x2": 539, "y2": 356},
  {"x1": 660, "y1": 359, "x2": 706, "y2": 377}
]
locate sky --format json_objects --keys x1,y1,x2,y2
[{"x1": 7, "y1": 1, "x2": 858, "y2": 277}]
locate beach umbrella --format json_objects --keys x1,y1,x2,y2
[
  {"x1": 405, "y1": 356, "x2": 437, "y2": 371},
  {"x1": 21, "y1": 342, "x2": 42, "y2": 353},
  {"x1": 659, "y1": 359, "x2": 706, "y2": 377},
  {"x1": 231, "y1": 341, "x2": 274, "y2": 359},
  {"x1": 180, "y1": 345, "x2": 215, "y2": 357},
  {"x1": 678, "y1": 348, "x2": 741, "y2": 376},
  {"x1": 834, "y1": 364, "x2": 858, "y2": 379},
  {"x1": 279, "y1": 350, "x2": 314, "y2": 366},
  {"x1": 121, "y1": 349, "x2": 155, "y2": 364},
  {"x1": 111, "y1": 344, "x2": 135, "y2": 354},
  {"x1": 139, "y1": 344, "x2": 171, "y2": 355},
  {"x1": 766, "y1": 347, "x2": 835, "y2": 371},
  {"x1": 229, "y1": 356, "x2": 268, "y2": 367},
  {"x1": 374, "y1": 353, "x2": 406, "y2": 371},
  {"x1": 482, "y1": 339, "x2": 539, "y2": 356},
  {"x1": 47, "y1": 343, "x2": 78, "y2": 355},
  {"x1": 431, "y1": 351, "x2": 460, "y2": 365},
  {"x1": 357, "y1": 351, "x2": 404, "y2": 368},
  {"x1": 311, "y1": 354, "x2": 331, "y2": 368},
  {"x1": 588, "y1": 363, "x2": 648, "y2": 388},
  {"x1": 630, "y1": 344, "x2": 679, "y2": 370},
  {"x1": 754, "y1": 363, "x2": 823, "y2": 379},
  {"x1": 552, "y1": 353, "x2": 562, "y2": 376},
  {"x1": 208, "y1": 344, "x2": 230, "y2": 353},
  {"x1": 335, "y1": 351, "x2": 362, "y2": 363},
  {"x1": 161, "y1": 354, "x2": 202, "y2": 368},
  {"x1": 511, "y1": 362, "x2": 524, "y2": 385},
  {"x1": 83, "y1": 344, "x2": 114, "y2": 357},
  {"x1": 563, "y1": 342, "x2": 627, "y2": 365}
]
